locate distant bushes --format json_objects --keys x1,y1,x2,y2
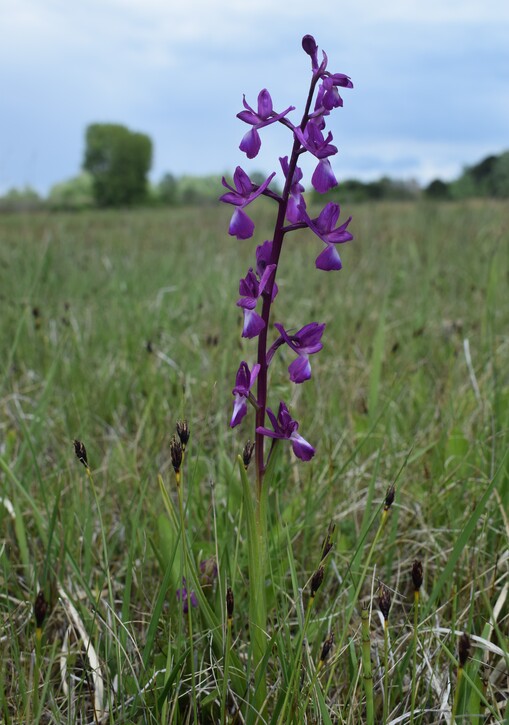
[
  {"x1": 2, "y1": 149, "x2": 508, "y2": 212},
  {"x1": 427, "y1": 151, "x2": 509, "y2": 200}
]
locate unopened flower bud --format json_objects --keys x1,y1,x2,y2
[
  {"x1": 176, "y1": 420, "x2": 190, "y2": 450},
  {"x1": 73, "y1": 439, "x2": 88, "y2": 469}
]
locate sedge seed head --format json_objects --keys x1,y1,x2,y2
[
  {"x1": 73, "y1": 439, "x2": 88, "y2": 469},
  {"x1": 176, "y1": 420, "x2": 190, "y2": 450},
  {"x1": 34, "y1": 590, "x2": 48, "y2": 629},
  {"x1": 170, "y1": 435, "x2": 183, "y2": 474},
  {"x1": 458, "y1": 632, "x2": 471, "y2": 668},
  {"x1": 378, "y1": 584, "x2": 392, "y2": 621},
  {"x1": 242, "y1": 439, "x2": 255, "y2": 469},
  {"x1": 310, "y1": 565, "x2": 324, "y2": 597},
  {"x1": 384, "y1": 485, "x2": 395, "y2": 511},
  {"x1": 320, "y1": 632, "x2": 334, "y2": 664},
  {"x1": 320, "y1": 520, "x2": 336, "y2": 561},
  {"x1": 226, "y1": 587, "x2": 234, "y2": 619},
  {"x1": 412, "y1": 560, "x2": 423, "y2": 591}
]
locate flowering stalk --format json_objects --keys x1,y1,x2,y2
[
  {"x1": 223, "y1": 35, "x2": 353, "y2": 496},
  {"x1": 223, "y1": 36, "x2": 353, "y2": 718}
]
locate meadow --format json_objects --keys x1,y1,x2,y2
[{"x1": 0, "y1": 200, "x2": 507, "y2": 723}]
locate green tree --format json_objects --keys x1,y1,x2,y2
[
  {"x1": 83, "y1": 124, "x2": 153, "y2": 207},
  {"x1": 424, "y1": 179, "x2": 450, "y2": 200},
  {"x1": 492, "y1": 151, "x2": 509, "y2": 197},
  {"x1": 48, "y1": 173, "x2": 94, "y2": 210}
]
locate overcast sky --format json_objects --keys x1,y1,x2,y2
[{"x1": 1, "y1": 0, "x2": 508, "y2": 195}]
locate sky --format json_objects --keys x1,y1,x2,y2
[{"x1": 1, "y1": 0, "x2": 508, "y2": 196}]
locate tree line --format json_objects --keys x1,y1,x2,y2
[{"x1": 1, "y1": 123, "x2": 508, "y2": 211}]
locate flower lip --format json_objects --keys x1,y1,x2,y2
[{"x1": 256, "y1": 401, "x2": 315, "y2": 461}]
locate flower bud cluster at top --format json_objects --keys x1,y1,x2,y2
[{"x1": 220, "y1": 35, "x2": 353, "y2": 485}]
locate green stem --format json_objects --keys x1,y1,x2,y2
[
  {"x1": 361, "y1": 607, "x2": 374, "y2": 725},
  {"x1": 410, "y1": 591, "x2": 420, "y2": 723},
  {"x1": 382, "y1": 619, "x2": 390, "y2": 724},
  {"x1": 449, "y1": 666, "x2": 463, "y2": 725},
  {"x1": 177, "y1": 458, "x2": 198, "y2": 725}
]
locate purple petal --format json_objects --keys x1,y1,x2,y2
[
  {"x1": 230, "y1": 395, "x2": 247, "y2": 427},
  {"x1": 242, "y1": 309, "x2": 265, "y2": 338},
  {"x1": 229, "y1": 208, "x2": 255, "y2": 239},
  {"x1": 288, "y1": 355, "x2": 311, "y2": 383},
  {"x1": 257, "y1": 89, "x2": 273, "y2": 119},
  {"x1": 312, "y1": 159, "x2": 338, "y2": 194},
  {"x1": 240, "y1": 127, "x2": 261, "y2": 159},
  {"x1": 233, "y1": 166, "x2": 253, "y2": 196},
  {"x1": 290, "y1": 432, "x2": 315, "y2": 461},
  {"x1": 315, "y1": 245, "x2": 343, "y2": 271},
  {"x1": 237, "y1": 110, "x2": 259, "y2": 125},
  {"x1": 316, "y1": 202, "x2": 340, "y2": 233},
  {"x1": 327, "y1": 216, "x2": 353, "y2": 243},
  {"x1": 255, "y1": 425, "x2": 284, "y2": 440}
]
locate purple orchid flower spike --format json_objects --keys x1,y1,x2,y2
[
  {"x1": 230, "y1": 361, "x2": 260, "y2": 427},
  {"x1": 220, "y1": 166, "x2": 276, "y2": 239},
  {"x1": 270, "y1": 322, "x2": 325, "y2": 383},
  {"x1": 300, "y1": 201, "x2": 353, "y2": 271},
  {"x1": 237, "y1": 264, "x2": 276, "y2": 338},
  {"x1": 176, "y1": 577, "x2": 198, "y2": 614},
  {"x1": 256, "y1": 401, "x2": 315, "y2": 461},
  {"x1": 237, "y1": 89, "x2": 295, "y2": 159}
]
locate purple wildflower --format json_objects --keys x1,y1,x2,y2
[
  {"x1": 199, "y1": 557, "x2": 219, "y2": 587},
  {"x1": 220, "y1": 166, "x2": 276, "y2": 239},
  {"x1": 230, "y1": 361, "x2": 260, "y2": 427},
  {"x1": 256, "y1": 401, "x2": 315, "y2": 461},
  {"x1": 294, "y1": 122, "x2": 337, "y2": 160},
  {"x1": 269, "y1": 322, "x2": 325, "y2": 383},
  {"x1": 237, "y1": 264, "x2": 276, "y2": 338},
  {"x1": 300, "y1": 201, "x2": 353, "y2": 271},
  {"x1": 176, "y1": 578, "x2": 198, "y2": 614},
  {"x1": 237, "y1": 89, "x2": 295, "y2": 159}
]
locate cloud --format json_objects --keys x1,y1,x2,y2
[{"x1": 1, "y1": 0, "x2": 507, "y2": 193}]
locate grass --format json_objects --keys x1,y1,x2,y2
[{"x1": 0, "y1": 199, "x2": 508, "y2": 723}]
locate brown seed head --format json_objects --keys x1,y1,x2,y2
[
  {"x1": 73, "y1": 439, "x2": 88, "y2": 469},
  {"x1": 384, "y1": 485, "x2": 395, "y2": 511},
  {"x1": 458, "y1": 632, "x2": 470, "y2": 668},
  {"x1": 378, "y1": 584, "x2": 392, "y2": 621},
  {"x1": 320, "y1": 632, "x2": 334, "y2": 664},
  {"x1": 176, "y1": 420, "x2": 190, "y2": 450},
  {"x1": 226, "y1": 587, "x2": 234, "y2": 620},
  {"x1": 34, "y1": 590, "x2": 48, "y2": 629},
  {"x1": 242, "y1": 440, "x2": 255, "y2": 469},
  {"x1": 411, "y1": 560, "x2": 423, "y2": 592},
  {"x1": 310, "y1": 565, "x2": 325, "y2": 597},
  {"x1": 320, "y1": 521, "x2": 336, "y2": 561},
  {"x1": 170, "y1": 435, "x2": 183, "y2": 474}
]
